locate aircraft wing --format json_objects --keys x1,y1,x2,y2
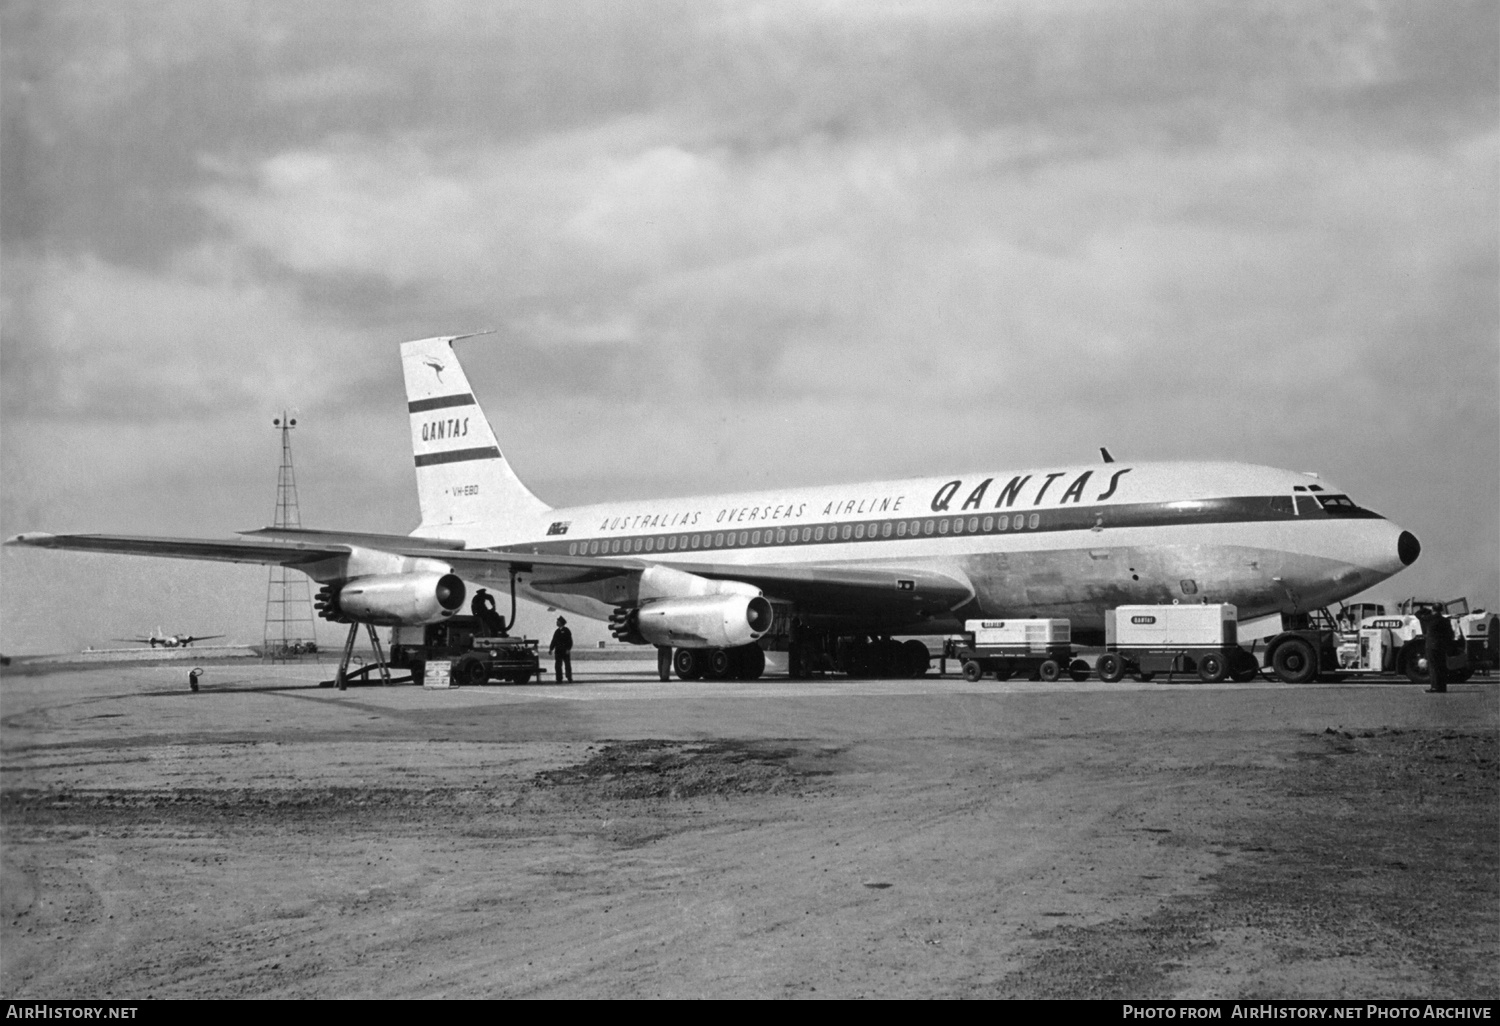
[
  {"x1": 6, "y1": 532, "x2": 349, "y2": 566},
  {"x1": 185, "y1": 635, "x2": 226, "y2": 643},
  {"x1": 8, "y1": 531, "x2": 974, "y2": 619}
]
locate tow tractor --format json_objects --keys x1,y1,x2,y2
[
  {"x1": 388, "y1": 616, "x2": 541, "y2": 686},
  {"x1": 1251, "y1": 597, "x2": 1494, "y2": 684},
  {"x1": 947, "y1": 619, "x2": 1090, "y2": 682},
  {"x1": 1095, "y1": 603, "x2": 1258, "y2": 683},
  {"x1": 1326, "y1": 598, "x2": 1494, "y2": 683}
]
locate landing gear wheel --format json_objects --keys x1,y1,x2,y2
[
  {"x1": 708, "y1": 648, "x2": 733, "y2": 680},
  {"x1": 1196, "y1": 653, "x2": 1227, "y2": 683},
  {"x1": 903, "y1": 639, "x2": 931, "y2": 677},
  {"x1": 1271, "y1": 639, "x2": 1317, "y2": 684},
  {"x1": 787, "y1": 643, "x2": 807, "y2": 680},
  {"x1": 735, "y1": 645, "x2": 765, "y2": 680},
  {"x1": 1096, "y1": 653, "x2": 1124, "y2": 683},
  {"x1": 1229, "y1": 649, "x2": 1260, "y2": 682},
  {"x1": 1069, "y1": 659, "x2": 1091, "y2": 682},
  {"x1": 452, "y1": 654, "x2": 487, "y2": 687},
  {"x1": 1038, "y1": 659, "x2": 1062, "y2": 682},
  {"x1": 962, "y1": 660, "x2": 984, "y2": 683},
  {"x1": 673, "y1": 648, "x2": 703, "y2": 681}
]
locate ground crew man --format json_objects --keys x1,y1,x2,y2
[
  {"x1": 1420, "y1": 604, "x2": 1454, "y2": 693},
  {"x1": 471, "y1": 589, "x2": 506, "y2": 636},
  {"x1": 189, "y1": 667, "x2": 202, "y2": 692},
  {"x1": 549, "y1": 616, "x2": 574, "y2": 683}
]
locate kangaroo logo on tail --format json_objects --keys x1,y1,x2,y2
[{"x1": 400, "y1": 335, "x2": 550, "y2": 544}]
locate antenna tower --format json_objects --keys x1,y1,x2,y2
[{"x1": 263, "y1": 412, "x2": 318, "y2": 660}]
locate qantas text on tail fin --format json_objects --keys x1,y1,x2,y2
[{"x1": 8, "y1": 334, "x2": 1419, "y2": 679}]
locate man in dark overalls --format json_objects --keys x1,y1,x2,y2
[
  {"x1": 471, "y1": 589, "x2": 506, "y2": 636},
  {"x1": 1420, "y1": 605, "x2": 1454, "y2": 693},
  {"x1": 549, "y1": 616, "x2": 574, "y2": 683}
]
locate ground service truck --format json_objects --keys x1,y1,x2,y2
[{"x1": 388, "y1": 616, "x2": 541, "y2": 686}]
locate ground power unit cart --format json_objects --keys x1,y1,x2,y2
[
  {"x1": 950, "y1": 619, "x2": 1089, "y2": 682},
  {"x1": 1097, "y1": 603, "x2": 1257, "y2": 683}
]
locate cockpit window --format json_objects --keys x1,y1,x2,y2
[{"x1": 1311, "y1": 493, "x2": 1377, "y2": 517}]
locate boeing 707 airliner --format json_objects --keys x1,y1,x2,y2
[{"x1": 8, "y1": 335, "x2": 1420, "y2": 680}]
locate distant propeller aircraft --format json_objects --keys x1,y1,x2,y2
[{"x1": 116, "y1": 628, "x2": 226, "y2": 649}]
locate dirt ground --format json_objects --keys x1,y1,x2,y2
[{"x1": 1, "y1": 660, "x2": 1495, "y2": 999}]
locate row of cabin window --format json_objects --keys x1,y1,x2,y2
[{"x1": 566, "y1": 512, "x2": 1045, "y2": 556}]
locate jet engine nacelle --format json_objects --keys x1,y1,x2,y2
[
  {"x1": 326, "y1": 572, "x2": 466, "y2": 626},
  {"x1": 635, "y1": 594, "x2": 774, "y2": 650}
]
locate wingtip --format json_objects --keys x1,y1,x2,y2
[{"x1": 5, "y1": 532, "x2": 56, "y2": 545}]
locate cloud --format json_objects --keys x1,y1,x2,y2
[{"x1": 0, "y1": 249, "x2": 375, "y2": 420}]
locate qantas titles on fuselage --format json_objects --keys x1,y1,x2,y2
[{"x1": 582, "y1": 470, "x2": 1129, "y2": 537}]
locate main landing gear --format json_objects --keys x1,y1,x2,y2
[
  {"x1": 671, "y1": 644, "x2": 766, "y2": 681},
  {"x1": 787, "y1": 634, "x2": 931, "y2": 679}
]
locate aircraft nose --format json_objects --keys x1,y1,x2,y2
[{"x1": 1398, "y1": 530, "x2": 1420, "y2": 566}]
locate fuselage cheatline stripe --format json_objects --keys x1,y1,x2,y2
[
  {"x1": 522, "y1": 494, "x2": 1384, "y2": 556},
  {"x1": 407, "y1": 393, "x2": 476, "y2": 414},
  {"x1": 414, "y1": 446, "x2": 501, "y2": 467}
]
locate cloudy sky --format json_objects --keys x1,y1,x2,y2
[{"x1": 2, "y1": 0, "x2": 1495, "y2": 654}]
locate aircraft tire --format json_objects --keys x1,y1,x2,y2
[
  {"x1": 736, "y1": 644, "x2": 765, "y2": 680},
  {"x1": 1069, "y1": 659, "x2": 1091, "y2": 682},
  {"x1": 786, "y1": 643, "x2": 807, "y2": 680},
  {"x1": 1038, "y1": 659, "x2": 1062, "y2": 682},
  {"x1": 903, "y1": 639, "x2": 930, "y2": 677},
  {"x1": 708, "y1": 648, "x2": 734, "y2": 680},
  {"x1": 962, "y1": 660, "x2": 984, "y2": 683},
  {"x1": 1271, "y1": 639, "x2": 1317, "y2": 684},
  {"x1": 1197, "y1": 653, "x2": 1227, "y2": 683},
  {"x1": 1096, "y1": 653, "x2": 1124, "y2": 683},
  {"x1": 673, "y1": 648, "x2": 703, "y2": 681}
]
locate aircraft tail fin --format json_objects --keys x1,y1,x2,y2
[{"x1": 400, "y1": 335, "x2": 550, "y2": 541}]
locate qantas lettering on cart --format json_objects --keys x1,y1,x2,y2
[
  {"x1": 929, "y1": 468, "x2": 1132, "y2": 513},
  {"x1": 420, "y1": 417, "x2": 470, "y2": 442}
]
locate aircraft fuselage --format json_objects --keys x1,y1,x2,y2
[{"x1": 458, "y1": 460, "x2": 1414, "y2": 636}]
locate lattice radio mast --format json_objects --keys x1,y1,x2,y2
[{"x1": 263, "y1": 412, "x2": 318, "y2": 660}]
